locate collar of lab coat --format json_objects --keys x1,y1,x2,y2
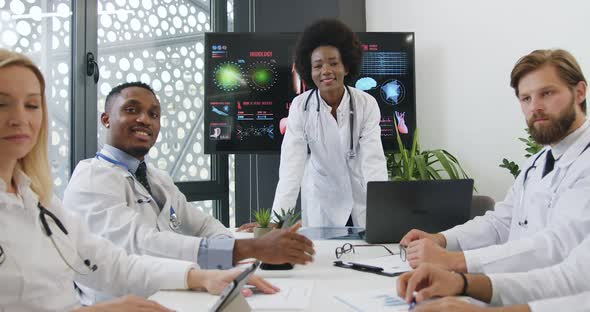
[
  {"x1": 96, "y1": 148, "x2": 161, "y2": 201},
  {"x1": 96, "y1": 148, "x2": 134, "y2": 179},
  {"x1": 316, "y1": 87, "x2": 351, "y2": 114},
  {"x1": 0, "y1": 166, "x2": 31, "y2": 193},
  {"x1": 553, "y1": 119, "x2": 590, "y2": 168},
  {"x1": 102, "y1": 144, "x2": 142, "y2": 174}
]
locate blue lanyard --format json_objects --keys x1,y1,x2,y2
[
  {"x1": 95, "y1": 152, "x2": 130, "y2": 171},
  {"x1": 96, "y1": 152, "x2": 180, "y2": 229},
  {"x1": 96, "y1": 152, "x2": 153, "y2": 204}
]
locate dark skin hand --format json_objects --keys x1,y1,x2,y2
[
  {"x1": 237, "y1": 222, "x2": 277, "y2": 232},
  {"x1": 234, "y1": 222, "x2": 315, "y2": 265}
]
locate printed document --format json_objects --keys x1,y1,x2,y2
[
  {"x1": 334, "y1": 289, "x2": 409, "y2": 312},
  {"x1": 347, "y1": 255, "x2": 412, "y2": 275},
  {"x1": 246, "y1": 279, "x2": 314, "y2": 310}
]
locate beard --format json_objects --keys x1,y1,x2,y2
[{"x1": 527, "y1": 96, "x2": 577, "y2": 145}]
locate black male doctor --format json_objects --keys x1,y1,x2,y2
[
  {"x1": 63, "y1": 81, "x2": 314, "y2": 302},
  {"x1": 270, "y1": 19, "x2": 388, "y2": 227}
]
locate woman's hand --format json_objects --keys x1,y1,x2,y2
[
  {"x1": 188, "y1": 269, "x2": 280, "y2": 296},
  {"x1": 76, "y1": 295, "x2": 174, "y2": 312}
]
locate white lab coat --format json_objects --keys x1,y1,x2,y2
[
  {"x1": 488, "y1": 235, "x2": 590, "y2": 312},
  {"x1": 442, "y1": 120, "x2": 590, "y2": 273},
  {"x1": 272, "y1": 87, "x2": 388, "y2": 227},
  {"x1": 63, "y1": 149, "x2": 232, "y2": 264},
  {"x1": 0, "y1": 170, "x2": 194, "y2": 312}
]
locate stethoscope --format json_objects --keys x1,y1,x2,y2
[
  {"x1": 303, "y1": 85, "x2": 356, "y2": 159},
  {"x1": 517, "y1": 150, "x2": 547, "y2": 228},
  {"x1": 37, "y1": 202, "x2": 98, "y2": 274},
  {"x1": 517, "y1": 141, "x2": 590, "y2": 228},
  {"x1": 95, "y1": 152, "x2": 182, "y2": 232},
  {"x1": 0, "y1": 244, "x2": 5, "y2": 266}
]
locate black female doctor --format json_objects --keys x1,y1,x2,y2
[{"x1": 272, "y1": 19, "x2": 388, "y2": 227}]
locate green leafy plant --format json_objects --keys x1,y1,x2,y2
[
  {"x1": 273, "y1": 208, "x2": 301, "y2": 228},
  {"x1": 499, "y1": 129, "x2": 543, "y2": 178},
  {"x1": 387, "y1": 117, "x2": 471, "y2": 182},
  {"x1": 254, "y1": 208, "x2": 272, "y2": 228}
]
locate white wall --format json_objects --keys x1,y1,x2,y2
[{"x1": 366, "y1": 0, "x2": 590, "y2": 201}]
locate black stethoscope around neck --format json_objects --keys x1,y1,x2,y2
[
  {"x1": 517, "y1": 150, "x2": 547, "y2": 227},
  {"x1": 37, "y1": 202, "x2": 98, "y2": 274},
  {"x1": 517, "y1": 141, "x2": 590, "y2": 227},
  {"x1": 303, "y1": 85, "x2": 356, "y2": 159}
]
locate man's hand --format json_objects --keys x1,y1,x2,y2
[
  {"x1": 188, "y1": 269, "x2": 279, "y2": 296},
  {"x1": 237, "y1": 222, "x2": 279, "y2": 232},
  {"x1": 400, "y1": 229, "x2": 446, "y2": 248},
  {"x1": 252, "y1": 221, "x2": 315, "y2": 264},
  {"x1": 405, "y1": 238, "x2": 465, "y2": 270},
  {"x1": 76, "y1": 295, "x2": 174, "y2": 312},
  {"x1": 411, "y1": 297, "x2": 489, "y2": 312},
  {"x1": 237, "y1": 222, "x2": 259, "y2": 232},
  {"x1": 397, "y1": 264, "x2": 464, "y2": 303}
]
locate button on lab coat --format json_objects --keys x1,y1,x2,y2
[
  {"x1": 489, "y1": 235, "x2": 590, "y2": 312},
  {"x1": 272, "y1": 87, "x2": 388, "y2": 227},
  {"x1": 63, "y1": 149, "x2": 232, "y2": 264},
  {"x1": 442, "y1": 120, "x2": 590, "y2": 273},
  {"x1": 0, "y1": 170, "x2": 194, "y2": 311}
]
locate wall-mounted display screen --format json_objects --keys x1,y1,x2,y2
[{"x1": 204, "y1": 32, "x2": 415, "y2": 153}]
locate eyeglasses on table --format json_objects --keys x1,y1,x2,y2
[{"x1": 335, "y1": 243, "x2": 407, "y2": 262}]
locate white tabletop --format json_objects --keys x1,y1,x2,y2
[{"x1": 150, "y1": 236, "x2": 403, "y2": 312}]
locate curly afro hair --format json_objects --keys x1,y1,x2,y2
[{"x1": 294, "y1": 19, "x2": 362, "y2": 89}]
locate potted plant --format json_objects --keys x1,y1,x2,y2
[
  {"x1": 253, "y1": 208, "x2": 273, "y2": 238},
  {"x1": 387, "y1": 117, "x2": 471, "y2": 182},
  {"x1": 499, "y1": 129, "x2": 542, "y2": 178},
  {"x1": 273, "y1": 208, "x2": 301, "y2": 228}
]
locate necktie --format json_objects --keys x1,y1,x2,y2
[
  {"x1": 135, "y1": 162, "x2": 153, "y2": 195},
  {"x1": 542, "y1": 150, "x2": 555, "y2": 178}
]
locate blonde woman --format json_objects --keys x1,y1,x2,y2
[{"x1": 0, "y1": 49, "x2": 277, "y2": 311}]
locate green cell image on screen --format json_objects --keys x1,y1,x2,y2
[
  {"x1": 248, "y1": 62, "x2": 276, "y2": 91},
  {"x1": 215, "y1": 63, "x2": 243, "y2": 91}
]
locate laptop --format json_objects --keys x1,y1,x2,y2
[{"x1": 365, "y1": 179, "x2": 474, "y2": 243}]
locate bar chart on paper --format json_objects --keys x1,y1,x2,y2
[{"x1": 333, "y1": 289, "x2": 410, "y2": 312}]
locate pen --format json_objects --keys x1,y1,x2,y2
[
  {"x1": 350, "y1": 262, "x2": 384, "y2": 273},
  {"x1": 408, "y1": 291, "x2": 417, "y2": 311}
]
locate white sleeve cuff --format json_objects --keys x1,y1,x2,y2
[
  {"x1": 441, "y1": 229, "x2": 462, "y2": 251},
  {"x1": 488, "y1": 274, "x2": 504, "y2": 306},
  {"x1": 138, "y1": 256, "x2": 198, "y2": 291},
  {"x1": 463, "y1": 249, "x2": 483, "y2": 273}
]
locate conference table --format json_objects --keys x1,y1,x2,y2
[{"x1": 150, "y1": 228, "x2": 405, "y2": 311}]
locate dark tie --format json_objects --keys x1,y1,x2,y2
[
  {"x1": 135, "y1": 162, "x2": 153, "y2": 195},
  {"x1": 542, "y1": 150, "x2": 555, "y2": 178}
]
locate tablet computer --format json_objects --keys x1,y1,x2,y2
[{"x1": 209, "y1": 261, "x2": 260, "y2": 312}]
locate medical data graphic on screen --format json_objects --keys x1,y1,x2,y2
[{"x1": 204, "y1": 32, "x2": 415, "y2": 153}]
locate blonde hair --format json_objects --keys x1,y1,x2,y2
[{"x1": 0, "y1": 49, "x2": 53, "y2": 205}]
